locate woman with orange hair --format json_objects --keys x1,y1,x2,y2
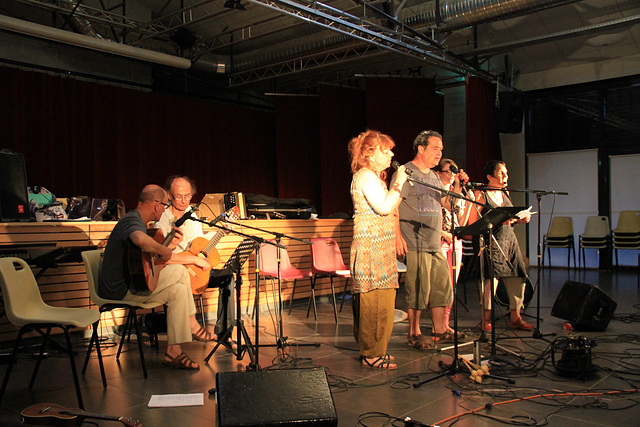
[{"x1": 348, "y1": 130, "x2": 407, "y2": 369}]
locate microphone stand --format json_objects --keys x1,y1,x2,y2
[
  {"x1": 188, "y1": 216, "x2": 278, "y2": 371},
  {"x1": 217, "y1": 220, "x2": 319, "y2": 358},
  {"x1": 405, "y1": 175, "x2": 487, "y2": 387},
  {"x1": 504, "y1": 187, "x2": 568, "y2": 340}
]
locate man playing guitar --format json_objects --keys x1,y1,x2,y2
[
  {"x1": 155, "y1": 176, "x2": 236, "y2": 349},
  {"x1": 99, "y1": 184, "x2": 214, "y2": 370}
]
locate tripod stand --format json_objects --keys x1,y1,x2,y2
[{"x1": 205, "y1": 238, "x2": 259, "y2": 367}]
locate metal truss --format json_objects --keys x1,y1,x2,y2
[{"x1": 229, "y1": 0, "x2": 495, "y2": 85}]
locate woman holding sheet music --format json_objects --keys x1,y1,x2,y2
[{"x1": 467, "y1": 160, "x2": 533, "y2": 332}]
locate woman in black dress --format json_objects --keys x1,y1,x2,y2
[{"x1": 467, "y1": 160, "x2": 532, "y2": 332}]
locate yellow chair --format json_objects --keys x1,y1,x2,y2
[
  {"x1": 542, "y1": 216, "x2": 576, "y2": 268},
  {"x1": 579, "y1": 216, "x2": 611, "y2": 268},
  {"x1": 0, "y1": 257, "x2": 104, "y2": 410},
  {"x1": 611, "y1": 211, "x2": 640, "y2": 287},
  {"x1": 82, "y1": 249, "x2": 163, "y2": 381}
]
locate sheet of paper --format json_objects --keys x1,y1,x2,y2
[
  {"x1": 148, "y1": 393, "x2": 204, "y2": 408},
  {"x1": 516, "y1": 206, "x2": 534, "y2": 220}
]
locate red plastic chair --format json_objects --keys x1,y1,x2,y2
[
  {"x1": 258, "y1": 241, "x2": 312, "y2": 314},
  {"x1": 308, "y1": 237, "x2": 351, "y2": 322}
]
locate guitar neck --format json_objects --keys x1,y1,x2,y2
[
  {"x1": 62, "y1": 410, "x2": 139, "y2": 427},
  {"x1": 201, "y1": 229, "x2": 226, "y2": 256}
]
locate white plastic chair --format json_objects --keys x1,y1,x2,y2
[
  {"x1": 82, "y1": 249, "x2": 163, "y2": 381},
  {"x1": 0, "y1": 257, "x2": 104, "y2": 410}
]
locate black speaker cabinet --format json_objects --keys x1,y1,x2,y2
[
  {"x1": 216, "y1": 368, "x2": 337, "y2": 427},
  {"x1": 551, "y1": 281, "x2": 617, "y2": 331},
  {"x1": 0, "y1": 149, "x2": 31, "y2": 222}
]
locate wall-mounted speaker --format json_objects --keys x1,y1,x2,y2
[
  {"x1": 497, "y1": 91, "x2": 523, "y2": 134},
  {"x1": 551, "y1": 281, "x2": 617, "y2": 331}
]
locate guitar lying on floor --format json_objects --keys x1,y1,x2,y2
[
  {"x1": 21, "y1": 402, "x2": 142, "y2": 427},
  {"x1": 181, "y1": 206, "x2": 240, "y2": 294}
]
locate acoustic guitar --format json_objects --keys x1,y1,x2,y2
[
  {"x1": 126, "y1": 227, "x2": 177, "y2": 295},
  {"x1": 21, "y1": 402, "x2": 142, "y2": 427},
  {"x1": 181, "y1": 206, "x2": 240, "y2": 294}
]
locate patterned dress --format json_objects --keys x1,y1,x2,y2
[{"x1": 350, "y1": 169, "x2": 398, "y2": 294}]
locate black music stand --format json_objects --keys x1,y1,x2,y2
[
  {"x1": 205, "y1": 238, "x2": 259, "y2": 366},
  {"x1": 454, "y1": 206, "x2": 523, "y2": 356}
]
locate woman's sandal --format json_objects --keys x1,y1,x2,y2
[
  {"x1": 362, "y1": 355, "x2": 397, "y2": 370},
  {"x1": 163, "y1": 352, "x2": 199, "y2": 370},
  {"x1": 192, "y1": 326, "x2": 216, "y2": 342},
  {"x1": 407, "y1": 334, "x2": 434, "y2": 350}
]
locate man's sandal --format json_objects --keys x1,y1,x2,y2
[
  {"x1": 407, "y1": 334, "x2": 434, "y2": 350},
  {"x1": 362, "y1": 355, "x2": 397, "y2": 370},
  {"x1": 192, "y1": 326, "x2": 216, "y2": 342},
  {"x1": 432, "y1": 330, "x2": 468, "y2": 343},
  {"x1": 163, "y1": 352, "x2": 199, "y2": 370}
]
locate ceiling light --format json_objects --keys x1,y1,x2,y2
[
  {"x1": 585, "y1": 33, "x2": 627, "y2": 47},
  {"x1": 223, "y1": 0, "x2": 246, "y2": 11}
]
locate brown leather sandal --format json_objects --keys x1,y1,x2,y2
[
  {"x1": 163, "y1": 352, "x2": 199, "y2": 370},
  {"x1": 192, "y1": 326, "x2": 216, "y2": 342}
]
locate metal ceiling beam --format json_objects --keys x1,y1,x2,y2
[{"x1": 240, "y1": 0, "x2": 495, "y2": 82}]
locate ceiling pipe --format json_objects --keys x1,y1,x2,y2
[{"x1": 0, "y1": 14, "x2": 191, "y2": 69}]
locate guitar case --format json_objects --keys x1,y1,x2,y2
[{"x1": 245, "y1": 193, "x2": 316, "y2": 219}]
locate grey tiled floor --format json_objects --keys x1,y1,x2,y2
[{"x1": 1, "y1": 266, "x2": 639, "y2": 426}]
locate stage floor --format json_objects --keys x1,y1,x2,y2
[{"x1": 1, "y1": 266, "x2": 639, "y2": 426}]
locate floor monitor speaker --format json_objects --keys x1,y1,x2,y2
[
  {"x1": 216, "y1": 368, "x2": 337, "y2": 427},
  {"x1": 551, "y1": 280, "x2": 617, "y2": 331}
]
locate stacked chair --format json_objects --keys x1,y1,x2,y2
[
  {"x1": 611, "y1": 210, "x2": 640, "y2": 287},
  {"x1": 309, "y1": 237, "x2": 351, "y2": 322},
  {"x1": 542, "y1": 216, "x2": 576, "y2": 269},
  {"x1": 579, "y1": 216, "x2": 611, "y2": 268}
]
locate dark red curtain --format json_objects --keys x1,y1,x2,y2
[
  {"x1": 0, "y1": 67, "x2": 276, "y2": 208},
  {"x1": 465, "y1": 76, "x2": 501, "y2": 182},
  {"x1": 319, "y1": 85, "x2": 366, "y2": 216},
  {"x1": 274, "y1": 96, "x2": 321, "y2": 208},
  {"x1": 365, "y1": 77, "x2": 441, "y2": 164}
]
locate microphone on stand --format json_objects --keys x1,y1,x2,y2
[
  {"x1": 209, "y1": 212, "x2": 226, "y2": 226},
  {"x1": 392, "y1": 160, "x2": 413, "y2": 176},
  {"x1": 174, "y1": 202, "x2": 202, "y2": 227}
]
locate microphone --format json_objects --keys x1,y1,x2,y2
[
  {"x1": 392, "y1": 161, "x2": 413, "y2": 176},
  {"x1": 449, "y1": 164, "x2": 459, "y2": 174},
  {"x1": 174, "y1": 202, "x2": 201, "y2": 227},
  {"x1": 209, "y1": 213, "x2": 226, "y2": 226},
  {"x1": 464, "y1": 182, "x2": 486, "y2": 188}
]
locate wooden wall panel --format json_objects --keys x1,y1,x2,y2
[{"x1": 0, "y1": 219, "x2": 354, "y2": 342}]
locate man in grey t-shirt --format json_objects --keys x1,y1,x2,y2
[{"x1": 392, "y1": 130, "x2": 466, "y2": 349}]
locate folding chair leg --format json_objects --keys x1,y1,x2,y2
[
  {"x1": 88, "y1": 320, "x2": 107, "y2": 388},
  {"x1": 306, "y1": 277, "x2": 317, "y2": 320},
  {"x1": 339, "y1": 278, "x2": 349, "y2": 313},
  {"x1": 288, "y1": 279, "x2": 298, "y2": 314},
  {"x1": 0, "y1": 328, "x2": 26, "y2": 405},
  {"x1": 329, "y1": 277, "x2": 338, "y2": 323},
  {"x1": 132, "y1": 311, "x2": 148, "y2": 379},
  {"x1": 117, "y1": 309, "x2": 135, "y2": 360},
  {"x1": 29, "y1": 326, "x2": 52, "y2": 390},
  {"x1": 61, "y1": 326, "x2": 85, "y2": 410}
]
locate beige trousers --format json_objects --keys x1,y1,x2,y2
[
  {"x1": 352, "y1": 288, "x2": 396, "y2": 358},
  {"x1": 125, "y1": 264, "x2": 196, "y2": 345}
]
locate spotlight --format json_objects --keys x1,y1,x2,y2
[{"x1": 223, "y1": 0, "x2": 246, "y2": 11}]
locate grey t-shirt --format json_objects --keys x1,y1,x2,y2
[
  {"x1": 99, "y1": 209, "x2": 146, "y2": 300},
  {"x1": 394, "y1": 161, "x2": 443, "y2": 252}
]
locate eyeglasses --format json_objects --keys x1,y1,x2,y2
[
  {"x1": 172, "y1": 194, "x2": 192, "y2": 201},
  {"x1": 441, "y1": 170, "x2": 454, "y2": 175},
  {"x1": 155, "y1": 200, "x2": 171, "y2": 208}
]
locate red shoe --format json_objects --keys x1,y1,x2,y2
[{"x1": 509, "y1": 317, "x2": 534, "y2": 330}]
